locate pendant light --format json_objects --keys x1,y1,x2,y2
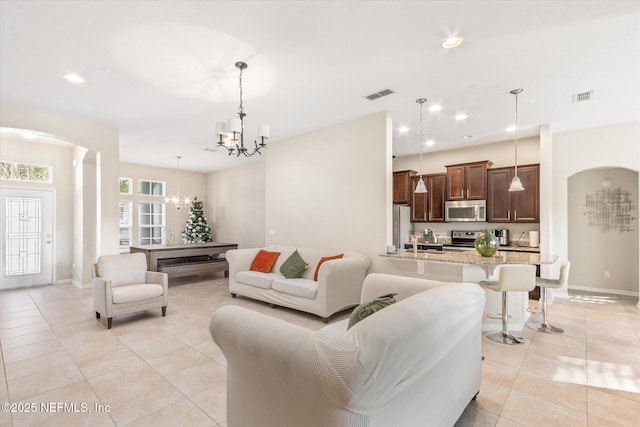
[
  {"x1": 508, "y1": 88, "x2": 525, "y2": 192},
  {"x1": 165, "y1": 156, "x2": 192, "y2": 210},
  {"x1": 414, "y1": 98, "x2": 427, "y2": 194}
]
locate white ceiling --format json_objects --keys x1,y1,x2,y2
[{"x1": 1, "y1": 1, "x2": 639, "y2": 172}]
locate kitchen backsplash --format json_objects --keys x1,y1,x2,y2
[{"x1": 410, "y1": 222, "x2": 540, "y2": 246}]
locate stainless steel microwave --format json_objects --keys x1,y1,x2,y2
[{"x1": 445, "y1": 200, "x2": 486, "y2": 222}]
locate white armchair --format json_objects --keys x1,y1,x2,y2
[{"x1": 91, "y1": 253, "x2": 168, "y2": 329}]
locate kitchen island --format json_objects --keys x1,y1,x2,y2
[{"x1": 379, "y1": 250, "x2": 559, "y2": 332}]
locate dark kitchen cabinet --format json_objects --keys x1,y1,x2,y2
[
  {"x1": 446, "y1": 160, "x2": 493, "y2": 201},
  {"x1": 393, "y1": 170, "x2": 417, "y2": 205},
  {"x1": 427, "y1": 173, "x2": 447, "y2": 222},
  {"x1": 410, "y1": 174, "x2": 446, "y2": 222},
  {"x1": 487, "y1": 164, "x2": 539, "y2": 222}
]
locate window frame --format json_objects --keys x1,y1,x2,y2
[
  {"x1": 0, "y1": 160, "x2": 53, "y2": 183},
  {"x1": 138, "y1": 179, "x2": 166, "y2": 197},
  {"x1": 119, "y1": 177, "x2": 133, "y2": 195},
  {"x1": 119, "y1": 200, "x2": 133, "y2": 250},
  {"x1": 138, "y1": 201, "x2": 166, "y2": 245}
]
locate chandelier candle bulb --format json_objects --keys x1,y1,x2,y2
[{"x1": 257, "y1": 124, "x2": 270, "y2": 138}]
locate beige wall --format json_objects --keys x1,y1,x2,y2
[
  {"x1": 119, "y1": 162, "x2": 208, "y2": 246},
  {"x1": 264, "y1": 111, "x2": 392, "y2": 269},
  {"x1": 1, "y1": 106, "x2": 119, "y2": 286},
  {"x1": 568, "y1": 167, "x2": 638, "y2": 294},
  {"x1": 0, "y1": 136, "x2": 74, "y2": 282},
  {"x1": 552, "y1": 121, "x2": 640, "y2": 299},
  {"x1": 206, "y1": 161, "x2": 266, "y2": 249},
  {"x1": 393, "y1": 137, "x2": 540, "y2": 173}
]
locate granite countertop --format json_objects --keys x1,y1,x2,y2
[
  {"x1": 380, "y1": 250, "x2": 557, "y2": 265},
  {"x1": 493, "y1": 245, "x2": 540, "y2": 253}
]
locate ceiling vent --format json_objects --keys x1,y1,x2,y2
[
  {"x1": 365, "y1": 88, "x2": 394, "y2": 100},
  {"x1": 572, "y1": 90, "x2": 594, "y2": 103}
]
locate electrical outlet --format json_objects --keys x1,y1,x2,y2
[{"x1": 604, "y1": 271, "x2": 611, "y2": 278}]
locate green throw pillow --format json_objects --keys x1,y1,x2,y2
[
  {"x1": 279, "y1": 249, "x2": 309, "y2": 279},
  {"x1": 347, "y1": 293, "x2": 398, "y2": 330}
]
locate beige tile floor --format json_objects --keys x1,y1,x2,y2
[{"x1": 0, "y1": 277, "x2": 639, "y2": 427}]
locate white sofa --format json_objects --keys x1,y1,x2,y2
[
  {"x1": 226, "y1": 245, "x2": 370, "y2": 321},
  {"x1": 209, "y1": 273, "x2": 486, "y2": 427}
]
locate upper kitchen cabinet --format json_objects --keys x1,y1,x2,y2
[
  {"x1": 393, "y1": 170, "x2": 417, "y2": 205},
  {"x1": 446, "y1": 160, "x2": 493, "y2": 201},
  {"x1": 487, "y1": 164, "x2": 539, "y2": 222},
  {"x1": 410, "y1": 174, "x2": 446, "y2": 222}
]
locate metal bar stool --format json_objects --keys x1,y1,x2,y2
[
  {"x1": 527, "y1": 261, "x2": 570, "y2": 333},
  {"x1": 480, "y1": 265, "x2": 537, "y2": 345}
]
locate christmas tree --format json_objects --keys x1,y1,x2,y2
[{"x1": 182, "y1": 197, "x2": 213, "y2": 243}]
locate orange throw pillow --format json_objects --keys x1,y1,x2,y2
[
  {"x1": 250, "y1": 250, "x2": 281, "y2": 273},
  {"x1": 314, "y1": 254, "x2": 344, "y2": 281}
]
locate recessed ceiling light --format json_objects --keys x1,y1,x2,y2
[
  {"x1": 428, "y1": 105, "x2": 442, "y2": 112},
  {"x1": 425, "y1": 140, "x2": 435, "y2": 146},
  {"x1": 455, "y1": 113, "x2": 468, "y2": 121},
  {"x1": 463, "y1": 135, "x2": 473, "y2": 139},
  {"x1": 506, "y1": 126, "x2": 517, "y2": 132},
  {"x1": 398, "y1": 126, "x2": 410, "y2": 133},
  {"x1": 442, "y1": 36, "x2": 463, "y2": 49},
  {"x1": 64, "y1": 73, "x2": 85, "y2": 84}
]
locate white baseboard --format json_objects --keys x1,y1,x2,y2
[
  {"x1": 70, "y1": 279, "x2": 91, "y2": 289},
  {"x1": 568, "y1": 284, "x2": 639, "y2": 298}
]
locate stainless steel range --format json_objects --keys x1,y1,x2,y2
[{"x1": 444, "y1": 230, "x2": 484, "y2": 250}]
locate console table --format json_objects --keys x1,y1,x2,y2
[{"x1": 130, "y1": 242, "x2": 238, "y2": 280}]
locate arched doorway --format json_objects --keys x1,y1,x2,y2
[{"x1": 567, "y1": 167, "x2": 638, "y2": 295}]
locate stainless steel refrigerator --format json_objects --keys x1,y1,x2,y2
[{"x1": 392, "y1": 205, "x2": 412, "y2": 250}]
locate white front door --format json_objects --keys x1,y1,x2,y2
[{"x1": 0, "y1": 188, "x2": 54, "y2": 289}]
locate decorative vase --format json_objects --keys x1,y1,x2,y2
[{"x1": 474, "y1": 230, "x2": 500, "y2": 257}]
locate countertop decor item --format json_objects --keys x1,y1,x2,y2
[{"x1": 474, "y1": 230, "x2": 500, "y2": 257}]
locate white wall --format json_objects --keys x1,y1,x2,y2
[
  {"x1": 119, "y1": 162, "x2": 208, "y2": 246},
  {"x1": 265, "y1": 112, "x2": 392, "y2": 268},
  {"x1": 552, "y1": 121, "x2": 640, "y2": 299},
  {"x1": 206, "y1": 161, "x2": 266, "y2": 249},
  {"x1": 0, "y1": 137, "x2": 74, "y2": 282}
]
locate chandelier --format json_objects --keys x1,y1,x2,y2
[
  {"x1": 215, "y1": 61, "x2": 270, "y2": 157},
  {"x1": 165, "y1": 156, "x2": 192, "y2": 210},
  {"x1": 414, "y1": 98, "x2": 428, "y2": 194},
  {"x1": 508, "y1": 88, "x2": 525, "y2": 192}
]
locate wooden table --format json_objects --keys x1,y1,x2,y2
[{"x1": 130, "y1": 242, "x2": 238, "y2": 280}]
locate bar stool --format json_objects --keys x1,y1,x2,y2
[
  {"x1": 480, "y1": 265, "x2": 537, "y2": 345},
  {"x1": 527, "y1": 261, "x2": 570, "y2": 333}
]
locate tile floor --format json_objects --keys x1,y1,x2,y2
[{"x1": 0, "y1": 277, "x2": 639, "y2": 427}]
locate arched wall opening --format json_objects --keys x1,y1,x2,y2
[{"x1": 568, "y1": 167, "x2": 638, "y2": 295}]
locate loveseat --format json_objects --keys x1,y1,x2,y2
[
  {"x1": 209, "y1": 273, "x2": 486, "y2": 427},
  {"x1": 226, "y1": 245, "x2": 370, "y2": 321}
]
